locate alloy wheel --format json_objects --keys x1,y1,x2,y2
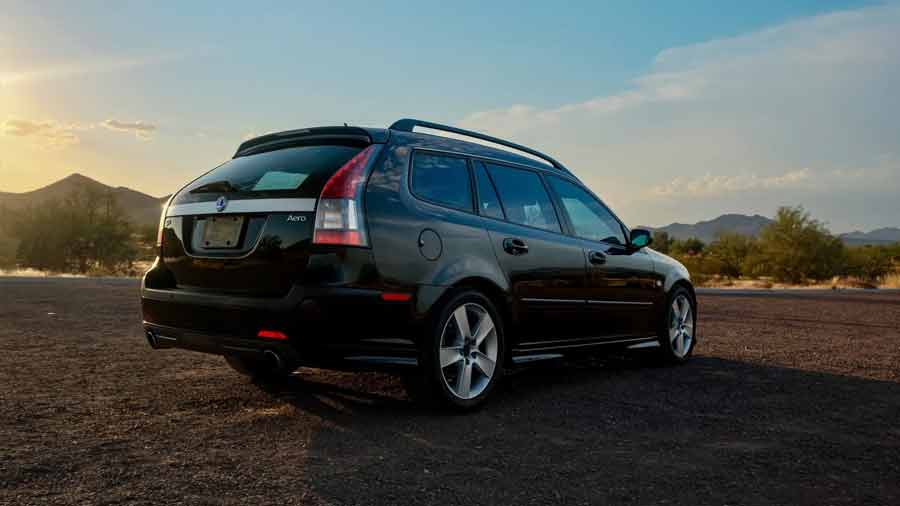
[
  {"x1": 669, "y1": 294, "x2": 694, "y2": 358},
  {"x1": 438, "y1": 303, "x2": 499, "y2": 400}
]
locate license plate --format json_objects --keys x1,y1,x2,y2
[{"x1": 202, "y1": 216, "x2": 244, "y2": 248}]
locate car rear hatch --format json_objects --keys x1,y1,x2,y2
[{"x1": 159, "y1": 127, "x2": 382, "y2": 298}]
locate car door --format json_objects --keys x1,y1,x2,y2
[
  {"x1": 546, "y1": 175, "x2": 660, "y2": 338},
  {"x1": 476, "y1": 162, "x2": 589, "y2": 346}
]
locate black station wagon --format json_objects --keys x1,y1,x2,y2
[{"x1": 142, "y1": 119, "x2": 696, "y2": 409}]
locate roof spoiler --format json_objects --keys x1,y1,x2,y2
[
  {"x1": 389, "y1": 118, "x2": 570, "y2": 174},
  {"x1": 234, "y1": 126, "x2": 386, "y2": 158}
]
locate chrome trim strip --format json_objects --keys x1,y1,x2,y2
[
  {"x1": 521, "y1": 298, "x2": 584, "y2": 304},
  {"x1": 587, "y1": 300, "x2": 653, "y2": 306},
  {"x1": 511, "y1": 353, "x2": 565, "y2": 364},
  {"x1": 166, "y1": 198, "x2": 317, "y2": 217},
  {"x1": 513, "y1": 335, "x2": 655, "y2": 353},
  {"x1": 627, "y1": 340, "x2": 661, "y2": 350},
  {"x1": 344, "y1": 356, "x2": 418, "y2": 366}
]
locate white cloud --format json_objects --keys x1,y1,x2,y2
[
  {"x1": 2, "y1": 117, "x2": 160, "y2": 147},
  {"x1": 0, "y1": 118, "x2": 81, "y2": 149},
  {"x1": 456, "y1": 3, "x2": 900, "y2": 231},
  {"x1": 101, "y1": 119, "x2": 157, "y2": 140},
  {"x1": 651, "y1": 168, "x2": 812, "y2": 197}
]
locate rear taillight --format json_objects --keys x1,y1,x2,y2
[
  {"x1": 156, "y1": 196, "x2": 173, "y2": 248},
  {"x1": 313, "y1": 144, "x2": 377, "y2": 247}
]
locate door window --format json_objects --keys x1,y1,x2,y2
[
  {"x1": 411, "y1": 153, "x2": 473, "y2": 211},
  {"x1": 547, "y1": 176, "x2": 626, "y2": 245},
  {"x1": 485, "y1": 164, "x2": 560, "y2": 233},
  {"x1": 473, "y1": 163, "x2": 505, "y2": 219}
]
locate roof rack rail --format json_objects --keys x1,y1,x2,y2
[{"x1": 389, "y1": 118, "x2": 570, "y2": 174}]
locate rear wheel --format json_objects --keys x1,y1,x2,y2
[
  {"x1": 224, "y1": 353, "x2": 296, "y2": 381},
  {"x1": 415, "y1": 291, "x2": 505, "y2": 411},
  {"x1": 657, "y1": 286, "x2": 697, "y2": 364}
]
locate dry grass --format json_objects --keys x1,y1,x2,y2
[{"x1": 881, "y1": 272, "x2": 900, "y2": 289}]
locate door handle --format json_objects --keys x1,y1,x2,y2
[
  {"x1": 502, "y1": 238, "x2": 529, "y2": 256},
  {"x1": 588, "y1": 250, "x2": 606, "y2": 265}
]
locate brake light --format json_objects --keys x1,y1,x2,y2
[{"x1": 314, "y1": 145, "x2": 377, "y2": 247}]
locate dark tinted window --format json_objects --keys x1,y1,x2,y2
[
  {"x1": 473, "y1": 163, "x2": 504, "y2": 219},
  {"x1": 548, "y1": 176, "x2": 626, "y2": 245},
  {"x1": 486, "y1": 164, "x2": 560, "y2": 232},
  {"x1": 186, "y1": 144, "x2": 364, "y2": 197},
  {"x1": 411, "y1": 153, "x2": 473, "y2": 211}
]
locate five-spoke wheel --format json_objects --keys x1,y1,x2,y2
[
  {"x1": 439, "y1": 302, "x2": 499, "y2": 400},
  {"x1": 417, "y1": 291, "x2": 505, "y2": 410}
]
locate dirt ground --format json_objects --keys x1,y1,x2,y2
[{"x1": 2, "y1": 278, "x2": 899, "y2": 506}]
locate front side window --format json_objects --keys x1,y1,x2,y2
[
  {"x1": 485, "y1": 164, "x2": 560, "y2": 233},
  {"x1": 547, "y1": 176, "x2": 626, "y2": 245},
  {"x1": 411, "y1": 153, "x2": 473, "y2": 211}
]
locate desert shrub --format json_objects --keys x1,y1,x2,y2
[
  {"x1": 707, "y1": 232, "x2": 757, "y2": 278},
  {"x1": 652, "y1": 231, "x2": 674, "y2": 254},
  {"x1": 8, "y1": 185, "x2": 137, "y2": 273},
  {"x1": 743, "y1": 206, "x2": 845, "y2": 283},
  {"x1": 845, "y1": 246, "x2": 895, "y2": 284},
  {"x1": 671, "y1": 237, "x2": 706, "y2": 256}
]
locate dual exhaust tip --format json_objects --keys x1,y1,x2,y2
[{"x1": 145, "y1": 328, "x2": 287, "y2": 373}]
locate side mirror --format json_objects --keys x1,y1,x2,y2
[{"x1": 630, "y1": 228, "x2": 652, "y2": 249}]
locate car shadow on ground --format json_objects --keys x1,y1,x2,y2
[{"x1": 249, "y1": 354, "x2": 900, "y2": 505}]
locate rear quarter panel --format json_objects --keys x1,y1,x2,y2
[{"x1": 365, "y1": 134, "x2": 508, "y2": 302}]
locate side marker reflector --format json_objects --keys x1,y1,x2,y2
[
  {"x1": 258, "y1": 330, "x2": 288, "y2": 340},
  {"x1": 381, "y1": 292, "x2": 413, "y2": 302}
]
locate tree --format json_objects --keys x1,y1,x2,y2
[
  {"x1": 707, "y1": 232, "x2": 756, "y2": 278},
  {"x1": 845, "y1": 246, "x2": 894, "y2": 284},
  {"x1": 744, "y1": 206, "x2": 845, "y2": 283},
  {"x1": 652, "y1": 231, "x2": 674, "y2": 254},
  {"x1": 9, "y1": 184, "x2": 137, "y2": 273},
  {"x1": 671, "y1": 237, "x2": 705, "y2": 256}
]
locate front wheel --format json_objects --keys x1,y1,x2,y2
[
  {"x1": 415, "y1": 291, "x2": 505, "y2": 411},
  {"x1": 657, "y1": 287, "x2": 697, "y2": 364}
]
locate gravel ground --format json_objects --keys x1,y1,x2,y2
[{"x1": 1, "y1": 278, "x2": 899, "y2": 505}]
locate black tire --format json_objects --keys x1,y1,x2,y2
[
  {"x1": 412, "y1": 290, "x2": 506, "y2": 411},
  {"x1": 224, "y1": 353, "x2": 297, "y2": 381},
  {"x1": 656, "y1": 285, "x2": 697, "y2": 364}
]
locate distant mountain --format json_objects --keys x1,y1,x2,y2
[
  {"x1": 647, "y1": 214, "x2": 774, "y2": 243},
  {"x1": 0, "y1": 173, "x2": 166, "y2": 226},
  {"x1": 838, "y1": 228, "x2": 900, "y2": 246}
]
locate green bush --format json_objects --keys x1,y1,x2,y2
[{"x1": 743, "y1": 206, "x2": 845, "y2": 283}]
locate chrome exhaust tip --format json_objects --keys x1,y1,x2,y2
[
  {"x1": 263, "y1": 349, "x2": 284, "y2": 372},
  {"x1": 145, "y1": 329, "x2": 159, "y2": 349}
]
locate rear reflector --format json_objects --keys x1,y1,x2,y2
[
  {"x1": 257, "y1": 330, "x2": 288, "y2": 340},
  {"x1": 381, "y1": 292, "x2": 413, "y2": 302}
]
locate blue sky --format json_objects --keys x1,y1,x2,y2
[{"x1": 1, "y1": 1, "x2": 897, "y2": 232}]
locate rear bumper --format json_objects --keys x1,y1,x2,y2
[
  {"x1": 144, "y1": 322, "x2": 301, "y2": 364},
  {"x1": 140, "y1": 284, "x2": 421, "y2": 369}
]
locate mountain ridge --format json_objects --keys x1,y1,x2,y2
[{"x1": 0, "y1": 173, "x2": 166, "y2": 226}]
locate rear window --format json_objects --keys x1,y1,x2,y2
[
  {"x1": 185, "y1": 144, "x2": 364, "y2": 197},
  {"x1": 410, "y1": 153, "x2": 473, "y2": 212}
]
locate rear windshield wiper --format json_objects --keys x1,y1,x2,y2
[{"x1": 190, "y1": 180, "x2": 240, "y2": 194}]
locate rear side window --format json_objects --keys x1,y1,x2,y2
[
  {"x1": 548, "y1": 176, "x2": 626, "y2": 245},
  {"x1": 185, "y1": 144, "x2": 364, "y2": 197},
  {"x1": 411, "y1": 153, "x2": 473, "y2": 212},
  {"x1": 485, "y1": 164, "x2": 560, "y2": 233},
  {"x1": 473, "y1": 163, "x2": 504, "y2": 219}
]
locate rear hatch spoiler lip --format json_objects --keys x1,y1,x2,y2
[{"x1": 234, "y1": 127, "x2": 390, "y2": 158}]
